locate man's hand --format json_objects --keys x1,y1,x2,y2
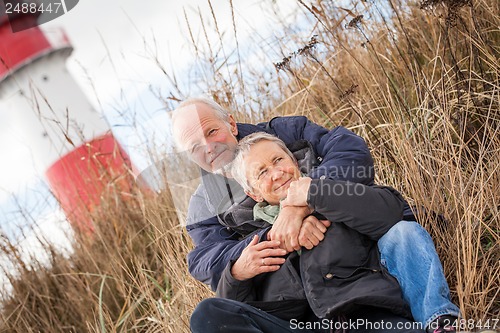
[
  {"x1": 281, "y1": 177, "x2": 312, "y2": 208},
  {"x1": 267, "y1": 205, "x2": 312, "y2": 252},
  {"x1": 231, "y1": 235, "x2": 287, "y2": 281},
  {"x1": 298, "y1": 216, "x2": 331, "y2": 249}
]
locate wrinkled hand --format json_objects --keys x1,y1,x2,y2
[
  {"x1": 231, "y1": 235, "x2": 287, "y2": 281},
  {"x1": 281, "y1": 177, "x2": 312, "y2": 208},
  {"x1": 268, "y1": 205, "x2": 312, "y2": 253},
  {"x1": 298, "y1": 216, "x2": 331, "y2": 250}
]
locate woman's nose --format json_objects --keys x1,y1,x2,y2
[{"x1": 271, "y1": 168, "x2": 284, "y2": 181}]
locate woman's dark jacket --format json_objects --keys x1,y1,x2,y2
[{"x1": 216, "y1": 141, "x2": 412, "y2": 321}]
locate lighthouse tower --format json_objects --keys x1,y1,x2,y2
[{"x1": 0, "y1": 3, "x2": 132, "y2": 231}]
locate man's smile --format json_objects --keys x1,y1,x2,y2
[{"x1": 208, "y1": 152, "x2": 222, "y2": 165}]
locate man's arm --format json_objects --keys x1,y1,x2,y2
[
  {"x1": 187, "y1": 217, "x2": 268, "y2": 291},
  {"x1": 265, "y1": 116, "x2": 375, "y2": 185},
  {"x1": 185, "y1": 183, "x2": 267, "y2": 290},
  {"x1": 307, "y1": 179, "x2": 405, "y2": 240}
]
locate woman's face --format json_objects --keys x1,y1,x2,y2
[{"x1": 243, "y1": 140, "x2": 301, "y2": 205}]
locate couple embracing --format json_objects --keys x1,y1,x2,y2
[{"x1": 170, "y1": 98, "x2": 460, "y2": 333}]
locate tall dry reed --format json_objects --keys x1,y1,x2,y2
[{"x1": 0, "y1": 0, "x2": 498, "y2": 331}]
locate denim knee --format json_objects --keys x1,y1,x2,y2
[{"x1": 380, "y1": 221, "x2": 432, "y2": 249}]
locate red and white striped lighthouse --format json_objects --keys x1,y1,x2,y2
[{"x1": 0, "y1": 3, "x2": 132, "y2": 231}]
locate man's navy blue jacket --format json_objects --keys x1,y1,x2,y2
[{"x1": 185, "y1": 116, "x2": 402, "y2": 291}]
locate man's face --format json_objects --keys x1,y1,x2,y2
[
  {"x1": 243, "y1": 140, "x2": 301, "y2": 205},
  {"x1": 174, "y1": 103, "x2": 239, "y2": 174}
]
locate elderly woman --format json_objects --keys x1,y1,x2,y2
[{"x1": 191, "y1": 132, "x2": 426, "y2": 333}]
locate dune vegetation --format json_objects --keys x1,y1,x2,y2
[{"x1": 0, "y1": 0, "x2": 498, "y2": 332}]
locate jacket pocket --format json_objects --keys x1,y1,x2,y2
[{"x1": 319, "y1": 265, "x2": 378, "y2": 284}]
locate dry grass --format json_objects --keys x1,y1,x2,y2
[
  {"x1": 268, "y1": 0, "x2": 500, "y2": 321},
  {"x1": 0, "y1": 0, "x2": 498, "y2": 331},
  {"x1": 1, "y1": 188, "x2": 212, "y2": 332}
]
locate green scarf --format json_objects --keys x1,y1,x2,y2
[{"x1": 253, "y1": 201, "x2": 282, "y2": 224}]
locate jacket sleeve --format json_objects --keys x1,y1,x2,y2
[
  {"x1": 307, "y1": 179, "x2": 405, "y2": 240},
  {"x1": 186, "y1": 185, "x2": 268, "y2": 290},
  {"x1": 187, "y1": 217, "x2": 268, "y2": 291},
  {"x1": 185, "y1": 179, "x2": 270, "y2": 290},
  {"x1": 266, "y1": 116, "x2": 375, "y2": 185},
  {"x1": 215, "y1": 261, "x2": 257, "y2": 302}
]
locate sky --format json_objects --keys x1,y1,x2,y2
[{"x1": 0, "y1": 0, "x2": 307, "y2": 242}]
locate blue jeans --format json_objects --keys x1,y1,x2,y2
[
  {"x1": 191, "y1": 298, "x2": 424, "y2": 333},
  {"x1": 378, "y1": 221, "x2": 461, "y2": 328}
]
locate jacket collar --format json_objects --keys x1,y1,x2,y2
[{"x1": 236, "y1": 122, "x2": 272, "y2": 140}]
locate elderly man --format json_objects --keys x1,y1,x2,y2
[{"x1": 171, "y1": 97, "x2": 460, "y2": 332}]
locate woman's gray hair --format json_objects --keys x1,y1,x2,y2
[{"x1": 231, "y1": 132, "x2": 296, "y2": 193}]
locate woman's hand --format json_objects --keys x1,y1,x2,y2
[
  {"x1": 231, "y1": 235, "x2": 287, "y2": 281},
  {"x1": 267, "y1": 205, "x2": 312, "y2": 252},
  {"x1": 281, "y1": 177, "x2": 312, "y2": 208}
]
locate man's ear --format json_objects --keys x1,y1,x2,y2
[
  {"x1": 228, "y1": 114, "x2": 238, "y2": 136},
  {"x1": 245, "y1": 190, "x2": 263, "y2": 202}
]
